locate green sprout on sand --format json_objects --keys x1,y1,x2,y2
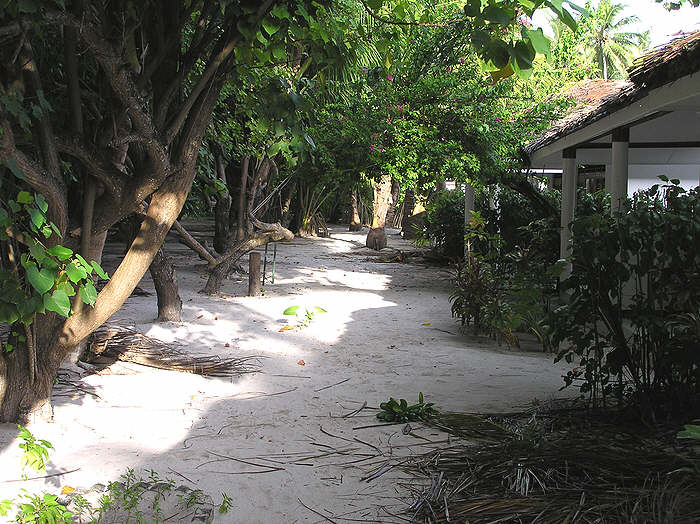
[{"x1": 282, "y1": 305, "x2": 327, "y2": 329}]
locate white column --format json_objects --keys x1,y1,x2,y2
[
  {"x1": 464, "y1": 182, "x2": 474, "y2": 256},
  {"x1": 611, "y1": 128, "x2": 629, "y2": 213},
  {"x1": 604, "y1": 164, "x2": 612, "y2": 192},
  {"x1": 560, "y1": 148, "x2": 577, "y2": 262}
]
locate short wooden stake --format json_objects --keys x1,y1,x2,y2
[{"x1": 248, "y1": 251, "x2": 262, "y2": 296}]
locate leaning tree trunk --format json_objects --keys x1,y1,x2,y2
[
  {"x1": 349, "y1": 190, "x2": 362, "y2": 231},
  {"x1": 202, "y1": 217, "x2": 293, "y2": 295},
  {"x1": 384, "y1": 179, "x2": 400, "y2": 228},
  {"x1": 366, "y1": 174, "x2": 393, "y2": 250},
  {"x1": 122, "y1": 215, "x2": 182, "y2": 322}
]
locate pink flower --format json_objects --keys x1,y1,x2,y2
[
  {"x1": 387, "y1": 74, "x2": 393, "y2": 82},
  {"x1": 369, "y1": 145, "x2": 375, "y2": 151},
  {"x1": 361, "y1": 67, "x2": 368, "y2": 73},
  {"x1": 495, "y1": 118, "x2": 501, "y2": 122},
  {"x1": 446, "y1": 66, "x2": 451, "y2": 73},
  {"x1": 327, "y1": 117, "x2": 332, "y2": 121},
  {"x1": 460, "y1": 58, "x2": 465, "y2": 64},
  {"x1": 380, "y1": 148, "x2": 385, "y2": 152}
]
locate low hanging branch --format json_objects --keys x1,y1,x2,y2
[{"x1": 201, "y1": 215, "x2": 293, "y2": 296}]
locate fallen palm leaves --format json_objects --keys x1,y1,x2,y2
[
  {"x1": 87, "y1": 325, "x2": 259, "y2": 377},
  {"x1": 402, "y1": 408, "x2": 700, "y2": 523}
]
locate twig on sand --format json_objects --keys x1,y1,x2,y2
[
  {"x1": 319, "y1": 426, "x2": 354, "y2": 443},
  {"x1": 203, "y1": 450, "x2": 285, "y2": 473},
  {"x1": 167, "y1": 467, "x2": 196, "y2": 485},
  {"x1": 360, "y1": 463, "x2": 395, "y2": 482},
  {"x1": 297, "y1": 498, "x2": 338, "y2": 523},
  {"x1": 217, "y1": 387, "x2": 298, "y2": 400},
  {"x1": 339, "y1": 401, "x2": 368, "y2": 418},
  {"x1": 1, "y1": 468, "x2": 80, "y2": 483},
  {"x1": 353, "y1": 422, "x2": 401, "y2": 430},
  {"x1": 314, "y1": 378, "x2": 350, "y2": 392}
]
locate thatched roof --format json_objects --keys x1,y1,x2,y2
[{"x1": 525, "y1": 30, "x2": 700, "y2": 156}]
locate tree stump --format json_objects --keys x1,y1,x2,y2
[{"x1": 366, "y1": 227, "x2": 387, "y2": 250}]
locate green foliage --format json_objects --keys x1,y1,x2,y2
[
  {"x1": 17, "y1": 425, "x2": 53, "y2": 479},
  {"x1": 376, "y1": 392, "x2": 438, "y2": 423},
  {"x1": 678, "y1": 422, "x2": 700, "y2": 440},
  {"x1": 450, "y1": 205, "x2": 562, "y2": 349},
  {"x1": 14, "y1": 492, "x2": 72, "y2": 524},
  {"x1": 0, "y1": 191, "x2": 109, "y2": 334},
  {"x1": 552, "y1": 182, "x2": 700, "y2": 414},
  {"x1": 283, "y1": 305, "x2": 327, "y2": 328},
  {"x1": 418, "y1": 190, "x2": 466, "y2": 258}
]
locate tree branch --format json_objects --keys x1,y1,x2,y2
[{"x1": 54, "y1": 137, "x2": 128, "y2": 197}]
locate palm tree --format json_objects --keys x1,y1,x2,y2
[{"x1": 580, "y1": 0, "x2": 650, "y2": 80}]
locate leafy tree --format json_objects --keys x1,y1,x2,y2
[{"x1": 0, "y1": 0, "x2": 330, "y2": 423}]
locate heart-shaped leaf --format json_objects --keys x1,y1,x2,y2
[{"x1": 26, "y1": 265, "x2": 55, "y2": 294}]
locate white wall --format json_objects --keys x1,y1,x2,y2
[{"x1": 628, "y1": 164, "x2": 700, "y2": 195}]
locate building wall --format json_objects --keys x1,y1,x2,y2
[{"x1": 628, "y1": 164, "x2": 700, "y2": 194}]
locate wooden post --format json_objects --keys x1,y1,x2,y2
[{"x1": 248, "y1": 251, "x2": 261, "y2": 296}]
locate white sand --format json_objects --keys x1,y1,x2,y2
[{"x1": 0, "y1": 226, "x2": 572, "y2": 522}]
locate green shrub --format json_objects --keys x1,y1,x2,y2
[
  {"x1": 418, "y1": 189, "x2": 465, "y2": 258},
  {"x1": 552, "y1": 182, "x2": 700, "y2": 416}
]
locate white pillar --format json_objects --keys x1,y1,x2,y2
[
  {"x1": 611, "y1": 128, "x2": 629, "y2": 213},
  {"x1": 464, "y1": 182, "x2": 474, "y2": 256},
  {"x1": 560, "y1": 148, "x2": 577, "y2": 262}
]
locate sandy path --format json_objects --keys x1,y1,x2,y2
[{"x1": 0, "y1": 225, "x2": 571, "y2": 522}]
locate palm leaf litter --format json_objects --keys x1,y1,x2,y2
[
  {"x1": 86, "y1": 325, "x2": 259, "y2": 377},
  {"x1": 403, "y1": 406, "x2": 700, "y2": 523}
]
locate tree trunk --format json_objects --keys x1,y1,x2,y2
[
  {"x1": 366, "y1": 174, "x2": 392, "y2": 250},
  {"x1": 0, "y1": 319, "x2": 62, "y2": 423},
  {"x1": 280, "y1": 181, "x2": 296, "y2": 229},
  {"x1": 385, "y1": 179, "x2": 400, "y2": 228},
  {"x1": 236, "y1": 155, "x2": 249, "y2": 241},
  {"x1": 213, "y1": 193, "x2": 233, "y2": 254},
  {"x1": 402, "y1": 188, "x2": 418, "y2": 239},
  {"x1": 213, "y1": 151, "x2": 232, "y2": 253},
  {"x1": 148, "y1": 247, "x2": 182, "y2": 322},
  {"x1": 349, "y1": 190, "x2": 362, "y2": 231}
]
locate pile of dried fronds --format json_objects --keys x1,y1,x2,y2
[
  {"x1": 404, "y1": 407, "x2": 700, "y2": 523},
  {"x1": 86, "y1": 325, "x2": 258, "y2": 377}
]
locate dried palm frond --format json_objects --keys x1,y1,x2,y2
[
  {"x1": 403, "y1": 409, "x2": 700, "y2": 523},
  {"x1": 87, "y1": 325, "x2": 258, "y2": 377}
]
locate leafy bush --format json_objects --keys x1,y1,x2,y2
[
  {"x1": 552, "y1": 182, "x2": 700, "y2": 416},
  {"x1": 418, "y1": 189, "x2": 465, "y2": 258},
  {"x1": 450, "y1": 211, "x2": 561, "y2": 349}
]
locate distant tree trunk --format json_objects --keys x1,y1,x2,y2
[
  {"x1": 212, "y1": 147, "x2": 232, "y2": 254},
  {"x1": 366, "y1": 174, "x2": 392, "y2": 250},
  {"x1": 148, "y1": 247, "x2": 182, "y2": 322},
  {"x1": 385, "y1": 179, "x2": 400, "y2": 228},
  {"x1": 280, "y1": 181, "x2": 296, "y2": 229},
  {"x1": 402, "y1": 188, "x2": 418, "y2": 239},
  {"x1": 349, "y1": 190, "x2": 362, "y2": 231}
]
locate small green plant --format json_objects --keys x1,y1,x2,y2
[
  {"x1": 283, "y1": 305, "x2": 327, "y2": 328},
  {"x1": 376, "y1": 393, "x2": 438, "y2": 423},
  {"x1": 15, "y1": 492, "x2": 73, "y2": 524},
  {"x1": 219, "y1": 492, "x2": 233, "y2": 514},
  {"x1": 678, "y1": 422, "x2": 700, "y2": 441},
  {"x1": 17, "y1": 425, "x2": 53, "y2": 479}
]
